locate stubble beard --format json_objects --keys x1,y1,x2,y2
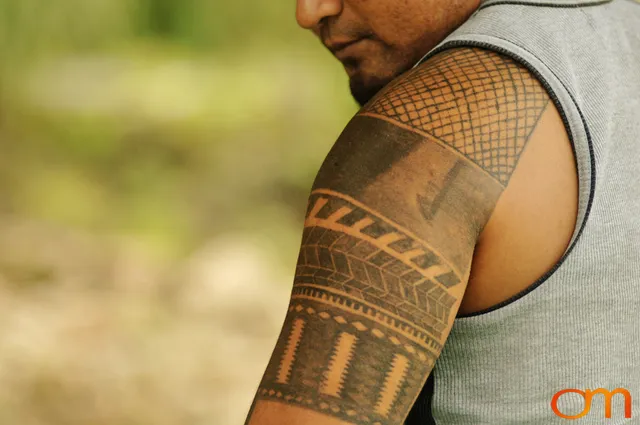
[
  {"x1": 343, "y1": 55, "x2": 393, "y2": 107},
  {"x1": 344, "y1": 53, "x2": 416, "y2": 107}
]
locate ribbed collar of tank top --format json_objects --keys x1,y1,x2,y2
[{"x1": 478, "y1": 0, "x2": 613, "y2": 8}]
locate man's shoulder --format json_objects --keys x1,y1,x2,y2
[{"x1": 359, "y1": 47, "x2": 551, "y2": 186}]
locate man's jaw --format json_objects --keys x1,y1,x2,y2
[{"x1": 322, "y1": 32, "x2": 415, "y2": 106}]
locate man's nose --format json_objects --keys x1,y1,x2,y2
[{"x1": 296, "y1": 0, "x2": 342, "y2": 31}]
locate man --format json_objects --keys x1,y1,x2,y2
[{"x1": 244, "y1": 0, "x2": 640, "y2": 423}]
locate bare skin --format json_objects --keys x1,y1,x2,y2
[{"x1": 243, "y1": 1, "x2": 578, "y2": 424}]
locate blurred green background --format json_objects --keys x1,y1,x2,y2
[{"x1": 0, "y1": 1, "x2": 357, "y2": 424}]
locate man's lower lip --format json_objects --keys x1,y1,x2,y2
[{"x1": 334, "y1": 39, "x2": 363, "y2": 59}]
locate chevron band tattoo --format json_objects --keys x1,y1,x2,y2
[{"x1": 300, "y1": 190, "x2": 460, "y2": 332}]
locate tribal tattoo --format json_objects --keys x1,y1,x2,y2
[{"x1": 247, "y1": 48, "x2": 550, "y2": 425}]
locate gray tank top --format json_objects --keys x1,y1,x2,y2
[{"x1": 405, "y1": 1, "x2": 640, "y2": 424}]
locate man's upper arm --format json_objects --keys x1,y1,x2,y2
[{"x1": 246, "y1": 47, "x2": 551, "y2": 425}]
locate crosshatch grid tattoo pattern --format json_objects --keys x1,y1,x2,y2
[{"x1": 361, "y1": 48, "x2": 550, "y2": 186}]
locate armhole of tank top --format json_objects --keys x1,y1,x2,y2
[{"x1": 413, "y1": 36, "x2": 596, "y2": 319}]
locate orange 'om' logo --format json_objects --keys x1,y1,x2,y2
[{"x1": 551, "y1": 388, "x2": 632, "y2": 419}]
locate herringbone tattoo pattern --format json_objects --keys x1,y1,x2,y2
[{"x1": 361, "y1": 48, "x2": 549, "y2": 186}]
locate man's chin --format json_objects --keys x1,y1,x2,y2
[
  {"x1": 349, "y1": 75, "x2": 391, "y2": 107},
  {"x1": 342, "y1": 46, "x2": 419, "y2": 107}
]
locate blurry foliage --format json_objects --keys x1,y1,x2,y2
[
  {"x1": 0, "y1": 1, "x2": 358, "y2": 423},
  {"x1": 0, "y1": 0, "x2": 357, "y2": 263}
]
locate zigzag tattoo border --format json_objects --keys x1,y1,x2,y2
[
  {"x1": 291, "y1": 285, "x2": 442, "y2": 355},
  {"x1": 306, "y1": 189, "x2": 462, "y2": 282}
]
